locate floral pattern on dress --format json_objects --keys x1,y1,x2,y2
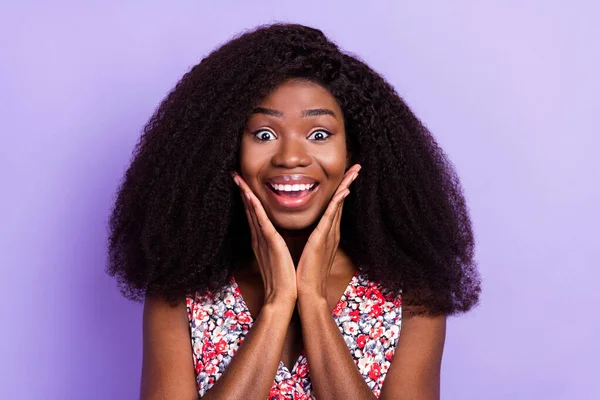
[{"x1": 186, "y1": 271, "x2": 402, "y2": 399}]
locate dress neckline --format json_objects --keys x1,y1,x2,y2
[{"x1": 230, "y1": 269, "x2": 360, "y2": 375}]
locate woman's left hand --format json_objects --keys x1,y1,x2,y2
[{"x1": 296, "y1": 164, "x2": 361, "y2": 299}]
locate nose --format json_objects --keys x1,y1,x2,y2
[{"x1": 271, "y1": 137, "x2": 311, "y2": 168}]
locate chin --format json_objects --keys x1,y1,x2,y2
[{"x1": 269, "y1": 211, "x2": 320, "y2": 232}]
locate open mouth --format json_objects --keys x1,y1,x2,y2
[{"x1": 267, "y1": 182, "x2": 318, "y2": 198}]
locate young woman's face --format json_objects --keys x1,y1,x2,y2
[{"x1": 240, "y1": 79, "x2": 349, "y2": 231}]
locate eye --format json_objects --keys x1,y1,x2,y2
[
  {"x1": 307, "y1": 129, "x2": 331, "y2": 141},
  {"x1": 252, "y1": 129, "x2": 277, "y2": 142}
]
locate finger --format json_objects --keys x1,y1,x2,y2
[
  {"x1": 233, "y1": 173, "x2": 259, "y2": 221},
  {"x1": 322, "y1": 199, "x2": 345, "y2": 268},
  {"x1": 242, "y1": 189, "x2": 265, "y2": 248},
  {"x1": 234, "y1": 173, "x2": 262, "y2": 243},
  {"x1": 347, "y1": 163, "x2": 362, "y2": 176},
  {"x1": 335, "y1": 164, "x2": 361, "y2": 195},
  {"x1": 315, "y1": 188, "x2": 350, "y2": 236},
  {"x1": 234, "y1": 173, "x2": 278, "y2": 240},
  {"x1": 245, "y1": 192, "x2": 268, "y2": 238},
  {"x1": 330, "y1": 189, "x2": 347, "y2": 237},
  {"x1": 239, "y1": 182, "x2": 261, "y2": 248},
  {"x1": 247, "y1": 191, "x2": 278, "y2": 240},
  {"x1": 333, "y1": 193, "x2": 346, "y2": 235},
  {"x1": 329, "y1": 202, "x2": 344, "y2": 263}
]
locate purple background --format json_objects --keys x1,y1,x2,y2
[{"x1": 1, "y1": 1, "x2": 598, "y2": 399}]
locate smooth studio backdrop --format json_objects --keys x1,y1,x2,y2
[{"x1": 1, "y1": 1, "x2": 598, "y2": 399}]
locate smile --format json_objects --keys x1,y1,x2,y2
[
  {"x1": 269, "y1": 183, "x2": 316, "y2": 193},
  {"x1": 265, "y1": 176, "x2": 319, "y2": 208}
]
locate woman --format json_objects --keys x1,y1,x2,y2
[{"x1": 107, "y1": 23, "x2": 481, "y2": 399}]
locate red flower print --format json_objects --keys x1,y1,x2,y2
[
  {"x1": 205, "y1": 363, "x2": 217, "y2": 375},
  {"x1": 343, "y1": 321, "x2": 359, "y2": 335},
  {"x1": 215, "y1": 339, "x2": 227, "y2": 355},
  {"x1": 205, "y1": 349, "x2": 216, "y2": 360},
  {"x1": 195, "y1": 360, "x2": 204, "y2": 375},
  {"x1": 237, "y1": 312, "x2": 251, "y2": 324},
  {"x1": 188, "y1": 268, "x2": 403, "y2": 398},
  {"x1": 293, "y1": 392, "x2": 310, "y2": 400},
  {"x1": 365, "y1": 287, "x2": 376, "y2": 300},
  {"x1": 366, "y1": 287, "x2": 385, "y2": 305},
  {"x1": 385, "y1": 349, "x2": 395, "y2": 361},
  {"x1": 357, "y1": 334, "x2": 368, "y2": 349},
  {"x1": 368, "y1": 363, "x2": 381, "y2": 380},
  {"x1": 372, "y1": 326, "x2": 384, "y2": 339},
  {"x1": 197, "y1": 308, "x2": 208, "y2": 320},
  {"x1": 280, "y1": 380, "x2": 294, "y2": 395},
  {"x1": 355, "y1": 285, "x2": 366, "y2": 297},
  {"x1": 295, "y1": 362, "x2": 308, "y2": 378},
  {"x1": 370, "y1": 304, "x2": 382, "y2": 317},
  {"x1": 333, "y1": 301, "x2": 347, "y2": 316},
  {"x1": 224, "y1": 293, "x2": 235, "y2": 307},
  {"x1": 381, "y1": 337, "x2": 390, "y2": 350}
]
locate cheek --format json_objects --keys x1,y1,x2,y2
[
  {"x1": 316, "y1": 144, "x2": 348, "y2": 181},
  {"x1": 239, "y1": 137, "x2": 268, "y2": 187}
]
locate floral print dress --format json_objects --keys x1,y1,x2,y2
[{"x1": 186, "y1": 270, "x2": 402, "y2": 399}]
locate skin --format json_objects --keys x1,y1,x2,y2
[{"x1": 141, "y1": 79, "x2": 446, "y2": 399}]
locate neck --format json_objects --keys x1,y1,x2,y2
[
  {"x1": 276, "y1": 224, "x2": 354, "y2": 277},
  {"x1": 278, "y1": 225, "x2": 314, "y2": 266},
  {"x1": 244, "y1": 224, "x2": 354, "y2": 278}
]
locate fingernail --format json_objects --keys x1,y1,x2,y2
[
  {"x1": 233, "y1": 176, "x2": 240, "y2": 186},
  {"x1": 343, "y1": 189, "x2": 350, "y2": 198},
  {"x1": 356, "y1": 165, "x2": 362, "y2": 172}
]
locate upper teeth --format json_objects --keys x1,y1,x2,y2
[{"x1": 270, "y1": 183, "x2": 315, "y2": 192}]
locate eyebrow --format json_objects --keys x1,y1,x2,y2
[
  {"x1": 252, "y1": 107, "x2": 283, "y2": 117},
  {"x1": 301, "y1": 108, "x2": 337, "y2": 119},
  {"x1": 252, "y1": 107, "x2": 337, "y2": 120}
]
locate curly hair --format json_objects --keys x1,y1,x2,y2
[{"x1": 107, "y1": 23, "x2": 480, "y2": 315}]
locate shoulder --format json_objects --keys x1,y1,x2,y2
[
  {"x1": 144, "y1": 295, "x2": 189, "y2": 326},
  {"x1": 379, "y1": 312, "x2": 446, "y2": 399},
  {"x1": 141, "y1": 296, "x2": 198, "y2": 398}
]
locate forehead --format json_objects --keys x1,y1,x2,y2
[{"x1": 257, "y1": 79, "x2": 343, "y2": 116}]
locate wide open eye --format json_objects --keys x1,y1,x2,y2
[
  {"x1": 307, "y1": 129, "x2": 331, "y2": 141},
  {"x1": 252, "y1": 129, "x2": 277, "y2": 142}
]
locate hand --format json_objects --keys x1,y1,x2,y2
[
  {"x1": 295, "y1": 164, "x2": 361, "y2": 299},
  {"x1": 232, "y1": 172, "x2": 297, "y2": 307}
]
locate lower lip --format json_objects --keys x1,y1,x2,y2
[{"x1": 265, "y1": 184, "x2": 319, "y2": 209}]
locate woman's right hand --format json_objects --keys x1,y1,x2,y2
[{"x1": 233, "y1": 172, "x2": 297, "y2": 308}]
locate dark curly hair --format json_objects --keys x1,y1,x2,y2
[{"x1": 107, "y1": 23, "x2": 480, "y2": 315}]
